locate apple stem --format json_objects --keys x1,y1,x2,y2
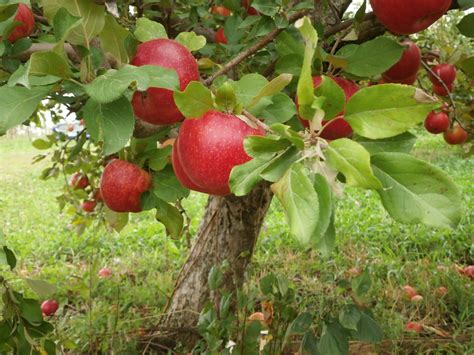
[{"x1": 242, "y1": 110, "x2": 271, "y2": 132}]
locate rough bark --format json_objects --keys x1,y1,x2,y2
[{"x1": 150, "y1": 182, "x2": 273, "y2": 348}]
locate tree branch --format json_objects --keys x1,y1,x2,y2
[
  {"x1": 15, "y1": 43, "x2": 81, "y2": 64},
  {"x1": 203, "y1": 9, "x2": 311, "y2": 86}
]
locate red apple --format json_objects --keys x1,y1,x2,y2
[
  {"x1": 411, "y1": 295, "x2": 423, "y2": 302},
  {"x1": 429, "y1": 64, "x2": 457, "y2": 86},
  {"x1": 70, "y1": 173, "x2": 89, "y2": 189},
  {"x1": 215, "y1": 28, "x2": 227, "y2": 44},
  {"x1": 98, "y1": 267, "x2": 112, "y2": 279},
  {"x1": 382, "y1": 41, "x2": 421, "y2": 83},
  {"x1": 242, "y1": 0, "x2": 259, "y2": 15},
  {"x1": 41, "y1": 300, "x2": 59, "y2": 317},
  {"x1": 94, "y1": 189, "x2": 103, "y2": 202},
  {"x1": 81, "y1": 200, "x2": 97, "y2": 213},
  {"x1": 298, "y1": 76, "x2": 359, "y2": 140},
  {"x1": 211, "y1": 6, "x2": 231, "y2": 16},
  {"x1": 443, "y1": 125, "x2": 468, "y2": 145},
  {"x1": 131, "y1": 39, "x2": 200, "y2": 125},
  {"x1": 437, "y1": 287, "x2": 448, "y2": 296},
  {"x1": 7, "y1": 4, "x2": 35, "y2": 43},
  {"x1": 403, "y1": 285, "x2": 418, "y2": 299},
  {"x1": 405, "y1": 321, "x2": 423, "y2": 333},
  {"x1": 432, "y1": 83, "x2": 453, "y2": 97},
  {"x1": 463, "y1": 265, "x2": 474, "y2": 280},
  {"x1": 424, "y1": 111, "x2": 450, "y2": 134},
  {"x1": 100, "y1": 160, "x2": 152, "y2": 213},
  {"x1": 174, "y1": 110, "x2": 264, "y2": 196},
  {"x1": 370, "y1": 0, "x2": 452, "y2": 35},
  {"x1": 171, "y1": 139, "x2": 207, "y2": 193}
]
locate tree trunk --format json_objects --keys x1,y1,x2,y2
[{"x1": 150, "y1": 182, "x2": 273, "y2": 348}]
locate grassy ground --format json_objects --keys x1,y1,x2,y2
[{"x1": 0, "y1": 132, "x2": 473, "y2": 353}]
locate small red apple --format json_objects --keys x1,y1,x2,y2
[
  {"x1": 7, "y1": 4, "x2": 35, "y2": 43},
  {"x1": 370, "y1": 0, "x2": 452, "y2": 35},
  {"x1": 98, "y1": 267, "x2": 112, "y2": 279},
  {"x1": 297, "y1": 76, "x2": 359, "y2": 140},
  {"x1": 429, "y1": 64, "x2": 457, "y2": 86},
  {"x1": 131, "y1": 39, "x2": 200, "y2": 126},
  {"x1": 437, "y1": 287, "x2": 448, "y2": 296},
  {"x1": 94, "y1": 189, "x2": 103, "y2": 202},
  {"x1": 382, "y1": 41, "x2": 421, "y2": 83},
  {"x1": 174, "y1": 110, "x2": 264, "y2": 196},
  {"x1": 405, "y1": 321, "x2": 423, "y2": 333},
  {"x1": 411, "y1": 295, "x2": 423, "y2": 303},
  {"x1": 70, "y1": 173, "x2": 89, "y2": 189},
  {"x1": 242, "y1": 0, "x2": 259, "y2": 15},
  {"x1": 81, "y1": 200, "x2": 97, "y2": 213},
  {"x1": 424, "y1": 111, "x2": 450, "y2": 134},
  {"x1": 215, "y1": 28, "x2": 227, "y2": 44},
  {"x1": 432, "y1": 83, "x2": 453, "y2": 97},
  {"x1": 403, "y1": 285, "x2": 418, "y2": 299},
  {"x1": 464, "y1": 265, "x2": 474, "y2": 280},
  {"x1": 211, "y1": 6, "x2": 231, "y2": 16},
  {"x1": 100, "y1": 160, "x2": 152, "y2": 213},
  {"x1": 41, "y1": 299, "x2": 59, "y2": 317},
  {"x1": 443, "y1": 125, "x2": 468, "y2": 145}
]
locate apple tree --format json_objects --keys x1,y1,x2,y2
[{"x1": 0, "y1": 0, "x2": 472, "y2": 352}]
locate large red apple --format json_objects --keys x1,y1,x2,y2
[
  {"x1": 424, "y1": 111, "x2": 450, "y2": 134},
  {"x1": 298, "y1": 76, "x2": 359, "y2": 140},
  {"x1": 41, "y1": 300, "x2": 59, "y2": 317},
  {"x1": 7, "y1": 4, "x2": 35, "y2": 43},
  {"x1": 370, "y1": 0, "x2": 452, "y2": 35},
  {"x1": 428, "y1": 64, "x2": 457, "y2": 86},
  {"x1": 382, "y1": 41, "x2": 421, "y2": 84},
  {"x1": 174, "y1": 111, "x2": 264, "y2": 196},
  {"x1": 131, "y1": 39, "x2": 200, "y2": 126},
  {"x1": 443, "y1": 125, "x2": 468, "y2": 145},
  {"x1": 100, "y1": 160, "x2": 152, "y2": 213},
  {"x1": 215, "y1": 28, "x2": 227, "y2": 44}
]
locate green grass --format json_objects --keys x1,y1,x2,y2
[{"x1": 0, "y1": 132, "x2": 473, "y2": 353}]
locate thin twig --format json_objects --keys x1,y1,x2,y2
[
  {"x1": 203, "y1": 9, "x2": 311, "y2": 86},
  {"x1": 242, "y1": 109, "x2": 271, "y2": 132}
]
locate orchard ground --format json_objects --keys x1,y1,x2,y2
[{"x1": 0, "y1": 132, "x2": 473, "y2": 353}]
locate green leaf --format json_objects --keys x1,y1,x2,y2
[
  {"x1": 0, "y1": 85, "x2": 51, "y2": 135},
  {"x1": 104, "y1": 207, "x2": 129, "y2": 232},
  {"x1": 25, "y1": 279, "x2": 56, "y2": 297},
  {"x1": 229, "y1": 156, "x2": 273, "y2": 196},
  {"x1": 314, "y1": 76, "x2": 345, "y2": 119},
  {"x1": 260, "y1": 146, "x2": 300, "y2": 182},
  {"x1": 371, "y1": 153, "x2": 463, "y2": 228},
  {"x1": 339, "y1": 305, "x2": 362, "y2": 331},
  {"x1": 147, "y1": 146, "x2": 172, "y2": 172},
  {"x1": 352, "y1": 269, "x2": 371, "y2": 297},
  {"x1": 85, "y1": 65, "x2": 179, "y2": 104},
  {"x1": 244, "y1": 135, "x2": 291, "y2": 158},
  {"x1": 341, "y1": 37, "x2": 404, "y2": 77},
  {"x1": 457, "y1": 13, "x2": 474, "y2": 38},
  {"x1": 458, "y1": 56, "x2": 474, "y2": 78},
  {"x1": 251, "y1": 0, "x2": 279, "y2": 16},
  {"x1": 134, "y1": 17, "x2": 167, "y2": 42},
  {"x1": 296, "y1": 16, "x2": 318, "y2": 120},
  {"x1": 175, "y1": 31, "x2": 206, "y2": 52},
  {"x1": 247, "y1": 73, "x2": 293, "y2": 109},
  {"x1": 173, "y1": 81, "x2": 213, "y2": 119},
  {"x1": 99, "y1": 15, "x2": 129, "y2": 66},
  {"x1": 155, "y1": 198, "x2": 183, "y2": 239},
  {"x1": 19, "y1": 298, "x2": 43, "y2": 326},
  {"x1": 41, "y1": 0, "x2": 106, "y2": 46},
  {"x1": 233, "y1": 74, "x2": 269, "y2": 107},
  {"x1": 312, "y1": 174, "x2": 334, "y2": 246},
  {"x1": 351, "y1": 312, "x2": 384, "y2": 342},
  {"x1": 459, "y1": 0, "x2": 474, "y2": 9},
  {"x1": 29, "y1": 50, "x2": 73, "y2": 78},
  {"x1": 215, "y1": 81, "x2": 237, "y2": 112},
  {"x1": 152, "y1": 166, "x2": 189, "y2": 202},
  {"x1": 259, "y1": 93, "x2": 297, "y2": 125},
  {"x1": 325, "y1": 139, "x2": 382, "y2": 189},
  {"x1": 270, "y1": 123, "x2": 305, "y2": 149},
  {"x1": 353, "y1": 132, "x2": 417, "y2": 155},
  {"x1": 2, "y1": 246, "x2": 16, "y2": 270},
  {"x1": 208, "y1": 265, "x2": 223, "y2": 291},
  {"x1": 272, "y1": 164, "x2": 319, "y2": 245},
  {"x1": 53, "y1": 7, "x2": 82, "y2": 41},
  {"x1": 317, "y1": 321, "x2": 349, "y2": 355},
  {"x1": 32, "y1": 138, "x2": 52, "y2": 150},
  {"x1": 83, "y1": 96, "x2": 135, "y2": 155},
  {"x1": 345, "y1": 84, "x2": 439, "y2": 139}
]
